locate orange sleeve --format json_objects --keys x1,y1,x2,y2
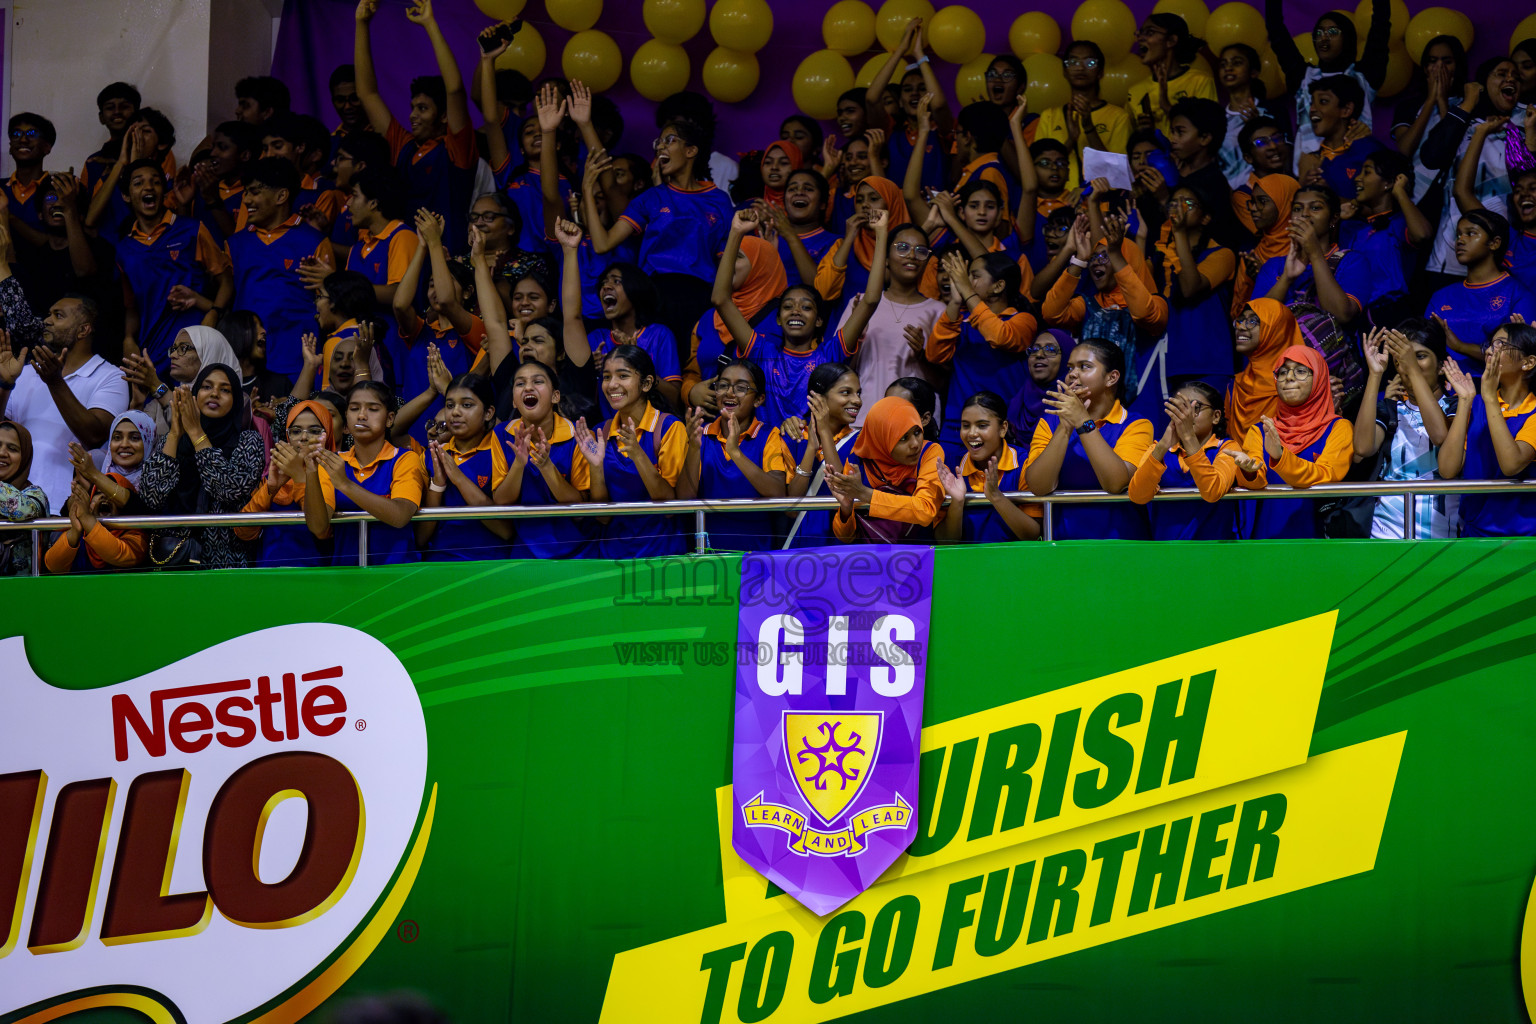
[
  {"x1": 195, "y1": 224, "x2": 231, "y2": 275},
  {"x1": 924, "y1": 313, "x2": 963, "y2": 363},
  {"x1": 866, "y1": 445, "x2": 945, "y2": 526},
  {"x1": 654, "y1": 420, "x2": 687, "y2": 485},
  {"x1": 1127, "y1": 447, "x2": 1167, "y2": 505},
  {"x1": 461, "y1": 316, "x2": 487, "y2": 355},
  {"x1": 43, "y1": 534, "x2": 78, "y2": 574},
  {"x1": 1198, "y1": 247, "x2": 1237, "y2": 290},
  {"x1": 1026, "y1": 417, "x2": 1054, "y2": 470},
  {"x1": 1114, "y1": 260, "x2": 1169, "y2": 334},
  {"x1": 235, "y1": 481, "x2": 273, "y2": 541},
  {"x1": 444, "y1": 125, "x2": 477, "y2": 169},
  {"x1": 814, "y1": 247, "x2": 847, "y2": 302},
  {"x1": 391, "y1": 449, "x2": 428, "y2": 505},
  {"x1": 1186, "y1": 441, "x2": 1240, "y2": 501},
  {"x1": 568, "y1": 447, "x2": 592, "y2": 491},
  {"x1": 1043, "y1": 272, "x2": 1087, "y2": 328},
  {"x1": 833, "y1": 505, "x2": 858, "y2": 540},
  {"x1": 385, "y1": 119, "x2": 413, "y2": 161},
  {"x1": 1016, "y1": 254, "x2": 1034, "y2": 295},
  {"x1": 387, "y1": 230, "x2": 420, "y2": 285},
  {"x1": 969, "y1": 305, "x2": 1037, "y2": 352},
  {"x1": 1237, "y1": 426, "x2": 1268, "y2": 489},
  {"x1": 1515, "y1": 415, "x2": 1536, "y2": 448},
  {"x1": 761, "y1": 429, "x2": 791, "y2": 476},
  {"x1": 1274, "y1": 420, "x2": 1353, "y2": 487},
  {"x1": 84, "y1": 523, "x2": 147, "y2": 568},
  {"x1": 1112, "y1": 418, "x2": 1155, "y2": 467}
]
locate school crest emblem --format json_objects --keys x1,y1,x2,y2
[
  {"x1": 784, "y1": 712, "x2": 880, "y2": 825},
  {"x1": 1492, "y1": 295, "x2": 1508, "y2": 311},
  {"x1": 167, "y1": 247, "x2": 181, "y2": 262}
]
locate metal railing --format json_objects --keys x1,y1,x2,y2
[{"x1": 0, "y1": 477, "x2": 1528, "y2": 574}]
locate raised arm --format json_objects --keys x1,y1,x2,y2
[
  {"x1": 902, "y1": 94, "x2": 935, "y2": 227},
  {"x1": 1454, "y1": 117, "x2": 1501, "y2": 214},
  {"x1": 534, "y1": 82, "x2": 565, "y2": 241},
  {"x1": 1009, "y1": 98, "x2": 1039, "y2": 242},
  {"x1": 1263, "y1": 0, "x2": 1306, "y2": 93},
  {"x1": 406, "y1": 0, "x2": 470, "y2": 134},
  {"x1": 712, "y1": 211, "x2": 765, "y2": 348},
  {"x1": 1353, "y1": 328, "x2": 1390, "y2": 459},
  {"x1": 353, "y1": 0, "x2": 394, "y2": 136},
  {"x1": 581, "y1": 151, "x2": 636, "y2": 254},
  {"x1": 837, "y1": 211, "x2": 889, "y2": 343},
  {"x1": 865, "y1": 20, "x2": 921, "y2": 131},
  {"x1": 471, "y1": 227, "x2": 513, "y2": 374},
  {"x1": 475, "y1": 29, "x2": 512, "y2": 173},
  {"x1": 394, "y1": 213, "x2": 431, "y2": 339},
  {"x1": 554, "y1": 217, "x2": 595, "y2": 369},
  {"x1": 1437, "y1": 360, "x2": 1476, "y2": 479}
]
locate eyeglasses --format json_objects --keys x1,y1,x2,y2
[
  {"x1": 1251, "y1": 133, "x2": 1290, "y2": 149},
  {"x1": 1313, "y1": 26, "x2": 1342, "y2": 38},
  {"x1": 1181, "y1": 400, "x2": 1213, "y2": 413},
  {"x1": 1026, "y1": 344, "x2": 1061, "y2": 356},
  {"x1": 1062, "y1": 57, "x2": 1102, "y2": 70},
  {"x1": 467, "y1": 211, "x2": 506, "y2": 223},
  {"x1": 652, "y1": 133, "x2": 682, "y2": 151},
  {"x1": 1088, "y1": 251, "x2": 1111, "y2": 265},
  {"x1": 1274, "y1": 366, "x2": 1315, "y2": 382},
  {"x1": 1035, "y1": 157, "x2": 1068, "y2": 170},
  {"x1": 9, "y1": 129, "x2": 37, "y2": 141},
  {"x1": 1234, "y1": 312, "x2": 1261, "y2": 329},
  {"x1": 169, "y1": 343, "x2": 194, "y2": 356},
  {"x1": 1174, "y1": 196, "x2": 1199, "y2": 209},
  {"x1": 712, "y1": 381, "x2": 755, "y2": 396},
  {"x1": 287, "y1": 425, "x2": 326, "y2": 439},
  {"x1": 1136, "y1": 25, "x2": 1168, "y2": 39},
  {"x1": 891, "y1": 240, "x2": 932, "y2": 259},
  {"x1": 984, "y1": 69, "x2": 1018, "y2": 81}
]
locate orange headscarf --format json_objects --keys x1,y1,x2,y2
[
  {"x1": 286, "y1": 400, "x2": 338, "y2": 452},
  {"x1": 760, "y1": 141, "x2": 804, "y2": 210},
  {"x1": 1271, "y1": 345, "x2": 1337, "y2": 452},
  {"x1": 853, "y1": 176, "x2": 910, "y2": 270},
  {"x1": 1226, "y1": 299, "x2": 1300, "y2": 441},
  {"x1": 709, "y1": 236, "x2": 788, "y2": 344},
  {"x1": 1232, "y1": 174, "x2": 1299, "y2": 314},
  {"x1": 852, "y1": 396, "x2": 924, "y2": 488}
]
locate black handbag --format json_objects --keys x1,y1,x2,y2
[{"x1": 149, "y1": 531, "x2": 204, "y2": 569}]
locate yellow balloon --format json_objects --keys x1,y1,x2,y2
[
  {"x1": 474, "y1": 0, "x2": 526, "y2": 19},
  {"x1": 1404, "y1": 7, "x2": 1472, "y2": 65},
  {"x1": 955, "y1": 53, "x2": 994, "y2": 106},
  {"x1": 702, "y1": 46, "x2": 760, "y2": 103},
  {"x1": 1009, "y1": 12, "x2": 1060, "y2": 57},
  {"x1": 1257, "y1": 47, "x2": 1285, "y2": 98},
  {"x1": 824, "y1": 0, "x2": 877, "y2": 55},
  {"x1": 1152, "y1": 0, "x2": 1208, "y2": 37},
  {"x1": 710, "y1": 0, "x2": 774, "y2": 54},
  {"x1": 1204, "y1": 2, "x2": 1265, "y2": 55},
  {"x1": 875, "y1": 0, "x2": 936, "y2": 53},
  {"x1": 643, "y1": 0, "x2": 706, "y2": 44},
  {"x1": 630, "y1": 39, "x2": 691, "y2": 101},
  {"x1": 1292, "y1": 31, "x2": 1316, "y2": 64},
  {"x1": 548, "y1": 0, "x2": 601, "y2": 32},
  {"x1": 1351, "y1": 0, "x2": 1407, "y2": 43},
  {"x1": 1024, "y1": 51, "x2": 1070, "y2": 110},
  {"x1": 562, "y1": 30, "x2": 622, "y2": 92},
  {"x1": 794, "y1": 49, "x2": 855, "y2": 120},
  {"x1": 1375, "y1": 41, "x2": 1413, "y2": 99},
  {"x1": 1071, "y1": 0, "x2": 1137, "y2": 64},
  {"x1": 856, "y1": 51, "x2": 893, "y2": 87},
  {"x1": 1100, "y1": 56, "x2": 1150, "y2": 107},
  {"x1": 1514, "y1": 14, "x2": 1536, "y2": 53},
  {"x1": 928, "y1": 6, "x2": 985, "y2": 65},
  {"x1": 494, "y1": 21, "x2": 545, "y2": 78}
]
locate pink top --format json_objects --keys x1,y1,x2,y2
[{"x1": 836, "y1": 292, "x2": 946, "y2": 427}]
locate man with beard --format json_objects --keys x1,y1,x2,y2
[{"x1": 0, "y1": 281, "x2": 128, "y2": 513}]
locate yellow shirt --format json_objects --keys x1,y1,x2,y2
[
  {"x1": 1032, "y1": 102, "x2": 1132, "y2": 190},
  {"x1": 1127, "y1": 68, "x2": 1218, "y2": 133}
]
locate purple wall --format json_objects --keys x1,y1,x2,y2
[{"x1": 274, "y1": 0, "x2": 1528, "y2": 161}]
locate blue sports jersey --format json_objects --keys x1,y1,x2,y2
[
  {"x1": 1460, "y1": 394, "x2": 1536, "y2": 537},
  {"x1": 498, "y1": 166, "x2": 572, "y2": 256},
  {"x1": 1507, "y1": 230, "x2": 1536, "y2": 295},
  {"x1": 778, "y1": 228, "x2": 836, "y2": 290},
  {"x1": 1426, "y1": 274, "x2": 1536, "y2": 372},
  {"x1": 741, "y1": 328, "x2": 852, "y2": 429},
  {"x1": 1253, "y1": 244, "x2": 1396, "y2": 318},
  {"x1": 226, "y1": 217, "x2": 326, "y2": 376},
  {"x1": 619, "y1": 183, "x2": 734, "y2": 282},
  {"x1": 587, "y1": 323, "x2": 681, "y2": 420},
  {"x1": 1319, "y1": 136, "x2": 1386, "y2": 200}
]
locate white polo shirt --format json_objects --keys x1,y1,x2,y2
[{"x1": 7, "y1": 353, "x2": 130, "y2": 513}]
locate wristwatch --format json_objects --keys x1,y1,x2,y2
[
  {"x1": 1075, "y1": 419, "x2": 1098, "y2": 436},
  {"x1": 153, "y1": 383, "x2": 170, "y2": 399}
]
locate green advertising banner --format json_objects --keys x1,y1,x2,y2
[{"x1": 2, "y1": 540, "x2": 1535, "y2": 1023}]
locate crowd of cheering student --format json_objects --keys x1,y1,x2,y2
[{"x1": 2, "y1": 0, "x2": 1536, "y2": 571}]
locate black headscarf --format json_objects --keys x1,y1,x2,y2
[{"x1": 171, "y1": 364, "x2": 245, "y2": 513}]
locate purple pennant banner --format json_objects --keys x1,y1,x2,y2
[{"x1": 732, "y1": 547, "x2": 932, "y2": 917}]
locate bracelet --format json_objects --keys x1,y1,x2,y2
[
  {"x1": 191, "y1": 434, "x2": 207, "y2": 446},
  {"x1": 1069, "y1": 255, "x2": 1089, "y2": 269},
  {"x1": 794, "y1": 466, "x2": 812, "y2": 478},
  {"x1": 429, "y1": 481, "x2": 448, "y2": 493},
  {"x1": 906, "y1": 56, "x2": 930, "y2": 70}
]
